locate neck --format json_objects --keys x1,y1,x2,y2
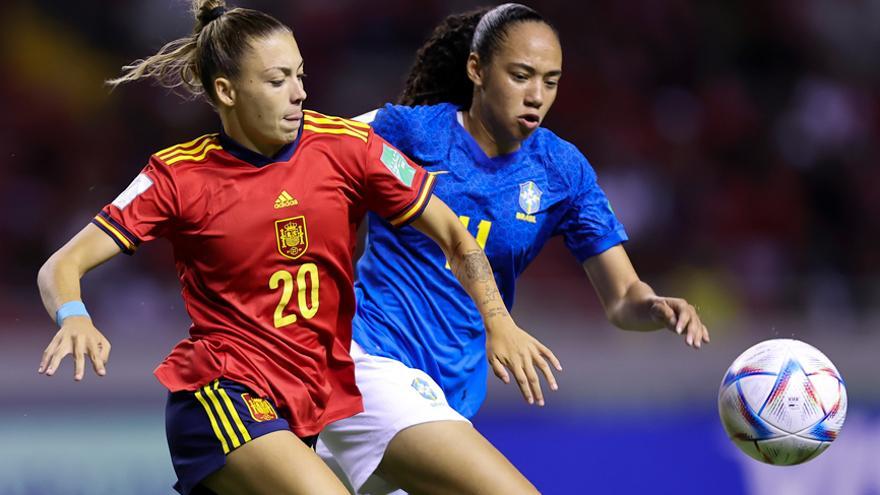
[
  {"x1": 463, "y1": 104, "x2": 521, "y2": 157},
  {"x1": 221, "y1": 115, "x2": 284, "y2": 158}
]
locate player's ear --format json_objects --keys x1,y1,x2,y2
[
  {"x1": 213, "y1": 77, "x2": 235, "y2": 107},
  {"x1": 466, "y1": 53, "x2": 484, "y2": 87}
]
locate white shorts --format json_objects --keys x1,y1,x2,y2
[{"x1": 318, "y1": 342, "x2": 470, "y2": 494}]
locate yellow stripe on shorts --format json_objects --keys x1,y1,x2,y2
[
  {"x1": 194, "y1": 388, "x2": 230, "y2": 454},
  {"x1": 203, "y1": 382, "x2": 242, "y2": 449},
  {"x1": 214, "y1": 381, "x2": 252, "y2": 443}
]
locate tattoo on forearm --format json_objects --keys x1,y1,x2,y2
[
  {"x1": 486, "y1": 307, "x2": 508, "y2": 319},
  {"x1": 481, "y1": 286, "x2": 499, "y2": 305},
  {"x1": 461, "y1": 250, "x2": 491, "y2": 282}
]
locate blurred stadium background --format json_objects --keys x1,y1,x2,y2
[{"x1": 2, "y1": 0, "x2": 879, "y2": 493}]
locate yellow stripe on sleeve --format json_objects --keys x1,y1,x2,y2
[
  {"x1": 303, "y1": 115, "x2": 369, "y2": 138},
  {"x1": 93, "y1": 215, "x2": 135, "y2": 251},
  {"x1": 195, "y1": 388, "x2": 230, "y2": 454},
  {"x1": 203, "y1": 383, "x2": 242, "y2": 449},
  {"x1": 155, "y1": 134, "x2": 216, "y2": 160},
  {"x1": 303, "y1": 125, "x2": 368, "y2": 143},
  {"x1": 304, "y1": 111, "x2": 371, "y2": 130},
  {"x1": 390, "y1": 173, "x2": 436, "y2": 227},
  {"x1": 164, "y1": 143, "x2": 223, "y2": 166},
  {"x1": 214, "y1": 382, "x2": 252, "y2": 443},
  {"x1": 158, "y1": 136, "x2": 213, "y2": 161}
]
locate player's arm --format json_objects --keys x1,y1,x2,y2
[
  {"x1": 411, "y1": 195, "x2": 562, "y2": 406},
  {"x1": 37, "y1": 224, "x2": 121, "y2": 380},
  {"x1": 582, "y1": 245, "x2": 710, "y2": 348}
]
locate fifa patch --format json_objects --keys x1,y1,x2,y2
[
  {"x1": 112, "y1": 174, "x2": 154, "y2": 210},
  {"x1": 411, "y1": 377, "x2": 441, "y2": 405},
  {"x1": 380, "y1": 144, "x2": 415, "y2": 187},
  {"x1": 241, "y1": 393, "x2": 278, "y2": 422},
  {"x1": 275, "y1": 216, "x2": 308, "y2": 260}
]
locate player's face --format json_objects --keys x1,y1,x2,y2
[
  {"x1": 474, "y1": 22, "x2": 562, "y2": 145},
  {"x1": 229, "y1": 30, "x2": 307, "y2": 153}
]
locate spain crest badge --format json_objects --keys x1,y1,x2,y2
[
  {"x1": 275, "y1": 216, "x2": 308, "y2": 260},
  {"x1": 241, "y1": 393, "x2": 279, "y2": 422}
]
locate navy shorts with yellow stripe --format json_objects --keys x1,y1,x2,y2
[{"x1": 166, "y1": 378, "x2": 310, "y2": 495}]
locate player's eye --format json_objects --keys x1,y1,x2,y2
[
  {"x1": 545, "y1": 79, "x2": 559, "y2": 89},
  {"x1": 297, "y1": 73, "x2": 307, "y2": 80},
  {"x1": 269, "y1": 80, "x2": 284, "y2": 87}
]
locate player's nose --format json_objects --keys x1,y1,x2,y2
[
  {"x1": 524, "y1": 82, "x2": 544, "y2": 109},
  {"x1": 290, "y1": 78, "x2": 306, "y2": 103}
]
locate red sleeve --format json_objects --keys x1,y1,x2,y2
[
  {"x1": 362, "y1": 130, "x2": 436, "y2": 228},
  {"x1": 91, "y1": 157, "x2": 178, "y2": 254}
]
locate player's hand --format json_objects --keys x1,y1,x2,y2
[
  {"x1": 38, "y1": 317, "x2": 111, "y2": 381},
  {"x1": 649, "y1": 297, "x2": 710, "y2": 349},
  {"x1": 486, "y1": 322, "x2": 562, "y2": 406}
]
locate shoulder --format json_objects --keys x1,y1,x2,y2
[
  {"x1": 373, "y1": 103, "x2": 458, "y2": 159},
  {"x1": 150, "y1": 133, "x2": 222, "y2": 168},
  {"x1": 527, "y1": 128, "x2": 597, "y2": 190},
  {"x1": 376, "y1": 102, "x2": 457, "y2": 123},
  {"x1": 301, "y1": 110, "x2": 372, "y2": 145},
  {"x1": 374, "y1": 103, "x2": 456, "y2": 136}
]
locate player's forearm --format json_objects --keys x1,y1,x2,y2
[
  {"x1": 37, "y1": 251, "x2": 86, "y2": 318},
  {"x1": 37, "y1": 225, "x2": 121, "y2": 320},
  {"x1": 448, "y1": 238, "x2": 511, "y2": 328},
  {"x1": 606, "y1": 280, "x2": 664, "y2": 331},
  {"x1": 411, "y1": 196, "x2": 512, "y2": 328}
]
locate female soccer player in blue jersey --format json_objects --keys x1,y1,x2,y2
[
  {"x1": 35, "y1": 2, "x2": 556, "y2": 494},
  {"x1": 318, "y1": 4, "x2": 711, "y2": 494}
]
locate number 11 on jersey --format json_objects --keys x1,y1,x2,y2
[{"x1": 445, "y1": 215, "x2": 492, "y2": 269}]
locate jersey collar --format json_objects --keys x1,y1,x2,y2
[
  {"x1": 454, "y1": 110, "x2": 527, "y2": 168},
  {"x1": 218, "y1": 123, "x2": 303, "y2": 168}
]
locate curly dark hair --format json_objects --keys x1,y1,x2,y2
[{"x1": 398, "y1": 3, "x2": 556, "y2": 109}]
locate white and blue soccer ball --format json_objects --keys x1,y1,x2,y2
[{"x1": 718, "y1": 338, "x2": 847, "y2": 465}]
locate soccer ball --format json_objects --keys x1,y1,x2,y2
[{"x1": 718, "y1": 339, "x2": 847, "y2": 465}]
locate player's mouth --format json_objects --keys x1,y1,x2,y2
[
  {"x1": 517, "y1": 113, "x2": 541, "y2": 131},
  {"x1": 282, "y1": 112, "x2": 303, "y2": 126}
]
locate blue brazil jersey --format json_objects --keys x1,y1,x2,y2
[{"x1": 353, "y1": 103, "x2": 628, "y2": 417}]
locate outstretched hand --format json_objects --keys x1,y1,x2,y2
[
  {"x1": 649, "y1": 297, "x2": 710, "y2": 349},
  {"x1": 38, "y1": 317, "x2": 111, "y2": 381},
  {"x1": 486, "y1": 322, "x2": 562, "y2": 406}
]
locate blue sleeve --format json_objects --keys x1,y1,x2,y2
[
  {"x1": 553, "y1": 145, "x2": 628, "y2": 263},
  {"x1": 371, "y1": 104, "x2": 414, "y2": 154}
]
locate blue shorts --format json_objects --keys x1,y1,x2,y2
[{"x1": 166, "y1": 378, "x2": 317, "y2": 495}]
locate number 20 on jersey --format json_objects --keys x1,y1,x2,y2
[{"x1": 269, "y1": 263, "x2": 319, "y2": 328}]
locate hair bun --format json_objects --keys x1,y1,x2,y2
[{"x1": 198, "y1": 6, "x2": 227, "y2": 24}]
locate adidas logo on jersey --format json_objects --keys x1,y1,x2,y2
[{"x1": 274, "y1": 190, "x2": 298, "y2": 209}]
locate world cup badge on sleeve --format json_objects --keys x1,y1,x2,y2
[{"x1": 275, "y1": 216, "x2": 308, "y2": 260}]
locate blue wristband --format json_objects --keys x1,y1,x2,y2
[{"x1": 55, "y1": 301, "x2": 91, "y2": 326}]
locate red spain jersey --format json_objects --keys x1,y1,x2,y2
[{"x1": 91, "y1": 110, "x2": 436, "y2": 436}]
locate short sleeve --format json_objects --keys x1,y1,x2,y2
[
  {"x1": 361, "y1": 130, "x2": 436, "y2": 228},
  {"x1": 370, "y1": 104, "x2": 412, "y2": 153},
  {"x1": 553, "y1": 150, "x2": 628, "y2": 263},
  {"x1": 91, "y1": 157, "x2": 178, "y2": 254}
]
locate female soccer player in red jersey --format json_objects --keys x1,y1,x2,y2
[
  {"x1": 35, "y1": 2, "x2": 560, "y2": 494},
  {"x1": 317, "y1": 4, "x2": 711, "y2": 495}
]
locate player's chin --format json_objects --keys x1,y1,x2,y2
[
  {"x1": 512, "y1": 124, "x2": 538, "y2": 142},
  {"x1": 275, "y1": 127, "x2": 300, "y2": 144}
]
